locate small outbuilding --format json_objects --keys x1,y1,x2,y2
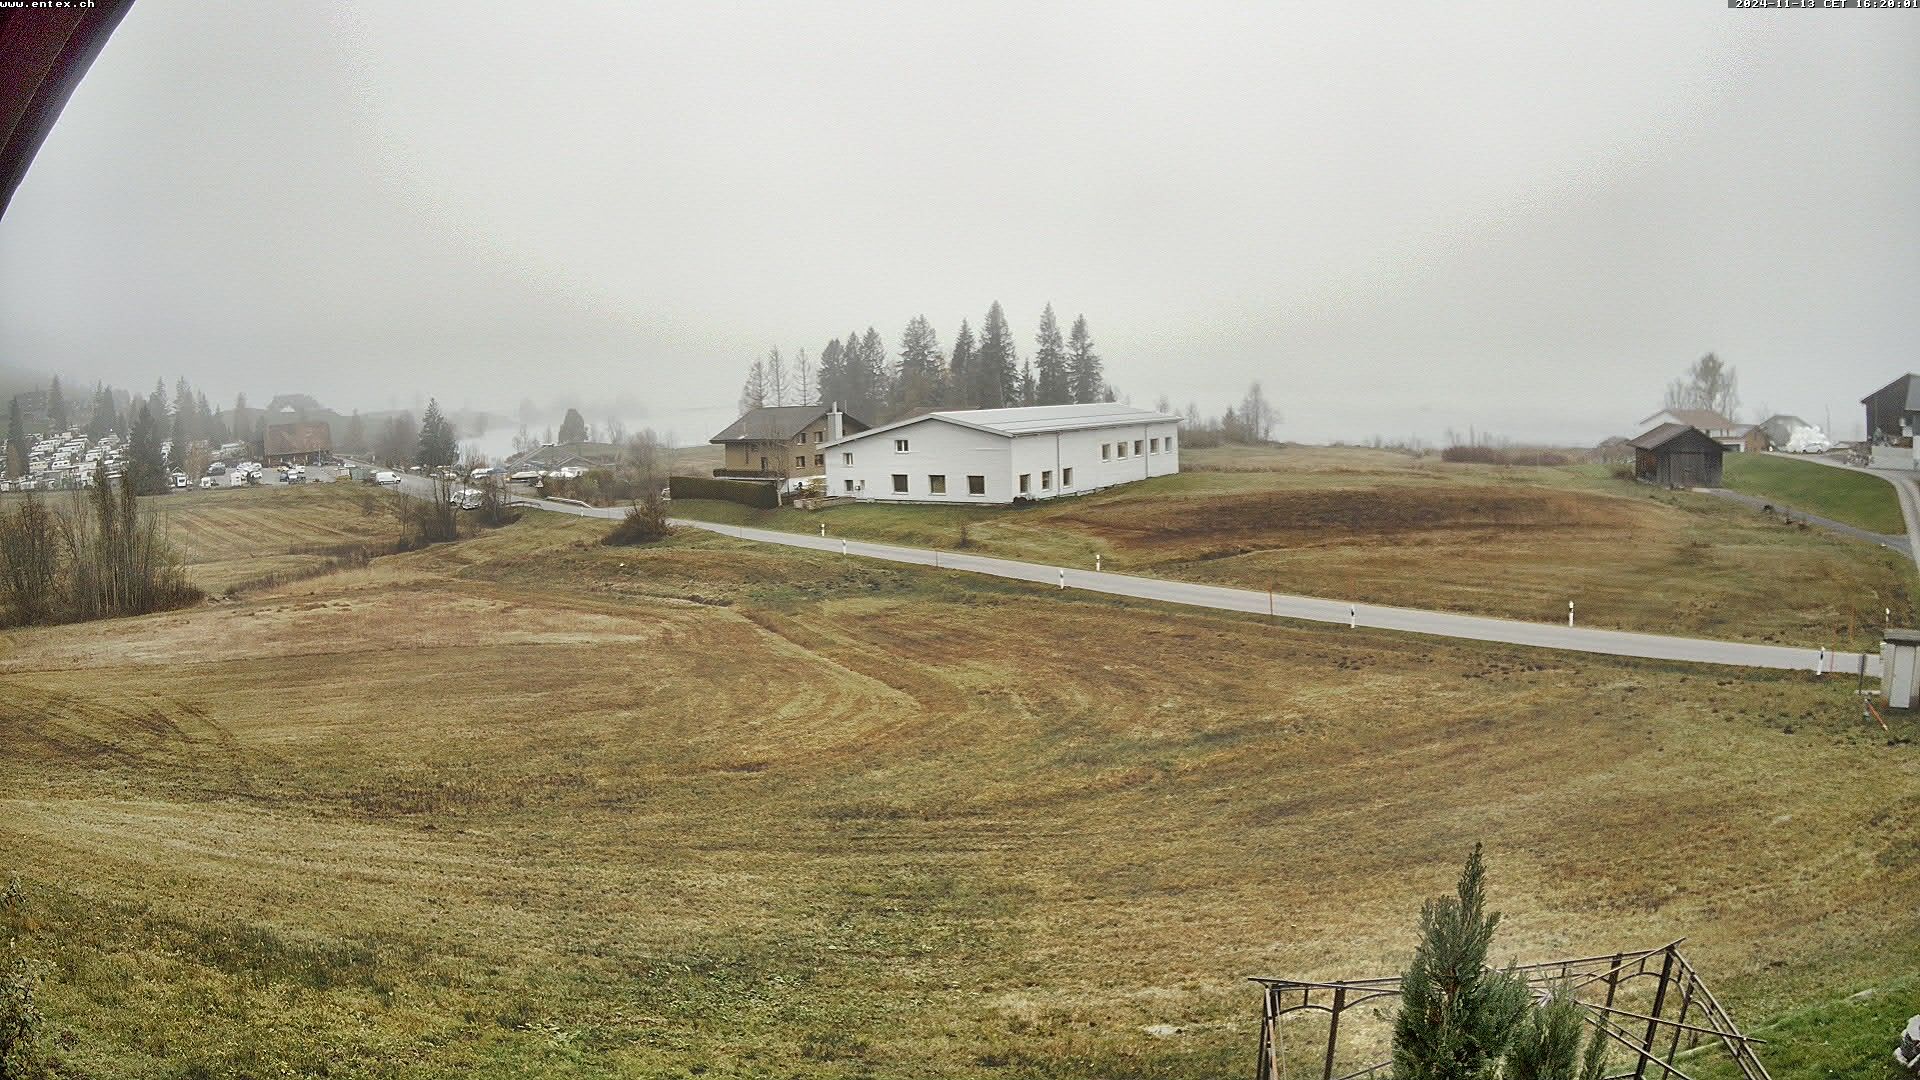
[
  {"x1": 1881, "y1": 628, "x2": 1920, "y2": 709},
  {"x1": 1627, "y1": 423, "x2": 1723, "y2": 488}
]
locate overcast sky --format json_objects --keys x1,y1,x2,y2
[{"x1": 2, "y1": 1, "x2": 1915, "y2": 445}]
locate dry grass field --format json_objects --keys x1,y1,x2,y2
[
  {"x1": 671, "y1": 445, "x2": 1916, "y2": 651},
  {"x1": 1, "y1": 493, "x2": 1915, "y2": 1078}
]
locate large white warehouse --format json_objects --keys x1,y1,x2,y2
[{"x1": 823, "y1": 403, "x2": 1182, "y2": 504}]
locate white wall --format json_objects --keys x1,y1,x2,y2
[
  {"x1": 825, "y1": 417, "x2": 1012, "y2": 503},
  {"x1": 826, "y1": 417, "x2": 1181, "y2": 504}
]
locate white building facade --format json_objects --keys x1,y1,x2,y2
[{"x1": 823, "y1": 403, "x2": 1182, "y2": 504}]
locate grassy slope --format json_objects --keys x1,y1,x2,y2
[
  {"x1": 1692, "y1": 974, "x2": 1917, "y2": 1080},
  {"x1": 1721, "y1": 453, "x2": 1907, "y2": 536},
  {"x1": 1, "y1": 503, "x2": 1916, "y2": 1078},
  {"x1": 671, "y1": 446, "x2": 1916, "y2": 650}
]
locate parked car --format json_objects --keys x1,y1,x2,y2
[
  {"x1": 199, "y1": 476, "x2": 217, "y2": 489},
  {"x1": 374, "y1": 470, "x2": 400, "y2": 487},
  {"x1": 509, "y1": 470, "x2": 542, "y2": 485},
  {"x1": 447, "y1": 487, "x2": 485, "y2": 510}
]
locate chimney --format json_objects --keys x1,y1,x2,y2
[{"x1": 827, "y1": 403, "x2": 843, "y2": 442}]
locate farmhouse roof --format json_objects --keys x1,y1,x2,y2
[
  {"x1": 1627, "y1": 422, "x2": 1720, "y2": 452},
  {"x1": 710, "y1": 405, "x2": 861, "y2": 443},
  {"x1": 827, "y1": 403, "x2": 1182, "y2": 446},
  {"x1": 1861, "y1": 374, "x2": 1920, "y2": 410},
  {"x1": 1636, "y1": 408, "x2": 1735, "y2": 432}
]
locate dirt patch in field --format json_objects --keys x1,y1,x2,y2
[{"x1": 1050, "y1": 485, "x2": 1644, "y2": 552}]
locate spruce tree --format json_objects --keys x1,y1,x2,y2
[
  {"x1": 947, "y1": 320, "x2": 976, "y2": 408},
  {"x1": 128, "y1": 403, "x2": 168, "y2": 494},
  {"x1": 558, "y1": 408, "x2": 589, "y2": 444},
  {"x1": 47, "y1": 377, "x2": 67, "y2": 431},
  {"x1": 858, "y1": 327, "x2": 889, "y2": 419},
  {"x1": 5, "y1": 397, "x2": 24, "y2": 479},
  {"x1": 1066, "y1": 314, "x2": 1103, "y2": 404},
  {"x1": 817, "y1": 339, "x2": 847, "y2": 410},
  {"x1": 975, "y1": 302, "x2": 1018, "y2": 409},
  {"x1": 738, "y1": 359, "x2": 767, "y2": 414},
  {"x1": 87, "y1": 384, "x2": 115, "y2": 440},
  {"x1": 416, "y1": 398, "x2": 459, "y2": 467},
  {"x1": 1019, "y1": 360, "x2": 1036, "y2": 407},
  {"x1": 896, "y1": 315, "x2": 943, "y2": 415},
  {"x1": 1033, "y1": 303, "x2": 1069, "y2": 405},
  {"x1": 1390, "y1": 844, "x2": 1529, "y2": 1080}
]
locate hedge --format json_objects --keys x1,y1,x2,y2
[{"x1": 667, "y1": 475, "x2": 779, "y2": 510}]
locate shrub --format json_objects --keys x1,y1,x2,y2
[
  {"x1": 1391, "y1": 843, "x2": 1529, "y2": 1080},
  {"x1": 0, "y1": 480, "x2": 200, "y2": 629},
  {"x1": 0, "y1": 952, "x2": 46, "y2": 1080},
  {"x1": 395, "y1": 482, "x2": 459, "y2": 550},
  {"x1": 604, "y1": 496, "x2": 674, "y2": 546}
]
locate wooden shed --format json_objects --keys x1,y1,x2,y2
[{"x1": 1628, "y1": 423, "x2": 1723, "y2": 488}]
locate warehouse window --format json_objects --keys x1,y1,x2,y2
[
  {"x1": 967, "y1": 474, "x2": 985, "y2": 495},
  {"x1": 891, "y1": 473, "x2": 908, "y2": 493},
  {"x1": 1133, "y1": 439, "x2": 1143, "y2": 456},
  {"x1": 842, "y1": 452, "x2": 853, "y2": 466},
  {"x1": 844, "y1": 479, "x2": 854, "y2": 492},
  {"x1": 1041, "y1": 469, "x2": 1052, "y2": 490},
  {"x1": 929, "y1": 474, "x2": 947, "y2": 494},
  {"x1": 1116, "y1": 442, "x2": 1127, "y2": 458},
  {"x1": 1150, "y1": 437, "x2": 1160, "y2": 453},
  {"x1": 1018, "y1": 473, "x2": 1030, "y2": 494},
  {"x1": 1062, "y1": 467, "x2": 1073, "y2": 486},
  {"x1": 1101, "y1": 443, "x2": 1111, "y2": 460},
  {"x1": 894, "y1": 439, "x2": 910, "y2": 453}
]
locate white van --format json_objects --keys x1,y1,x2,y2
[{"x1": 374, "y1": 470, "x2": 401, "y2": 487}]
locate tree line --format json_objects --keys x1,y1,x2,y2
[{"x1": 736, "y1": 302, "x2": 1111, "y2": 423}]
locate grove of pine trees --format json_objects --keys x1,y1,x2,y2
[{"x1": 736, "y1": 304, "x2": 1117, "y2": 425}]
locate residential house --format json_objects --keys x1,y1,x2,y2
[
  {"x1": 263, "y1": 421, "x2": 333, "y2": 465},
  {"x1": 1636, "y1": 408, "x2": 1747, "y2": 453},
  {"x1": 823, "y1": 403, "x2": 1181, "y2": 504},
  {"x1": 709, "y1": 405, "x2": 868, "y2": 479}
]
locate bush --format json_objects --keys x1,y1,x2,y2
[
  {"x1": 603, "y1": 496, "x2": 674, "y2": 546},
  {"x1": 395, "y1": 482, "x2": 459, "y2": 550}
]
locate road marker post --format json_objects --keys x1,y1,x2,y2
[
  {"x1": 841, "y1": 539, "x2": 847, "y2": 556},
  {"x1": 819, "y1": 523, "x2": 825, "y2": 537},
  {"x1": 1058, "y1": 568, "x2": 1065, "y2": 590},
  {"x1": 1096, "y1": 554, "x2": 1102, "y2": 573},
  {"x1": 1349, "y1": 604, "x2": 1356, "y2": 629},
  {"x1": 1568, "y1": 600, "x2": 1574, "y2": 628}
]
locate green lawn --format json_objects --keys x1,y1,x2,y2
[
  {"x1": 1721, "y1": 454, "x2": 1906, "y2": 536},
  {"x1": 1691, "y1": 974, "x2": 1916, "y2": 1080}
]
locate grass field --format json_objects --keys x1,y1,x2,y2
[
  {"x1": 1721, "y1": 453, "x2": 1907, "y2": 535},
  {"x1": 2, "y1": 494, "x2": 1915, "y2": 1078},
  {"x1": 669, "y1": 446, "x2": 1916, "y2": 651}
]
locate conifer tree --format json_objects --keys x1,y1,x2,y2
[
  {"x1": 975, "y1": 302, "x2": 1019, "y2": 408},
  {"x1": 345, "y1": 411, "x2": 366, "y2": 454},
  {"x1": 416, "y1": 398, "x2": 459, "y2": 467},
  {"x1": 737, "y1": 358, "x2": 767, "y2": 414},
  {"x1": 87, "y1": 384, "x2": 115, "y2": 440},
  {"x1": 558, "y1": 408, "x2": 589, "y2": 444},
  {"x1": 947, "y1": 320, "x2": 976, "y2": 408},
  {"x1": 896, "y1": 315, "x2": 944, "y2": 415},
  {"x1": 816, "y1": 339, "x2": 846, "y2": 410},
  {"x1": 127, "y1": 403, "x2": 168, "y2": 494},
  {"x1": 5, "y1": 397, "x2": 25, "y2": 478},
  {"x1": 1505, "y1": 983, "x2": 1607, "y2": 1080},
  {"x1": 1019, "y1": 360, "x2": 1036, "y2": 407},
  {"x1": 1390, "y1": 844, "x2": 1529, "y2": 1080},
  {"x1": 47, "y1": 376, "x2": 67, "y2": 430},
  {"x1": 1066, "y1": 314, "x2": 1103, "y2": 404},
  {"x1": 1033, "y1": 303, "x2": 1070, "y2": 405}
]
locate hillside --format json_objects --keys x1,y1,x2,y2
[{"x1": 1, "y1": 497, "x2": 1914, "y2": 1078}]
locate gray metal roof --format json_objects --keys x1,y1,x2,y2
[
  {"x1": 825, "y1": 403, "x2": 1182, "y2": 447},
  {"x1": 1884, "y1": 628, "x2": 1920, "y2": 645},
  {"x1": 1860, "y1": 374, "x2": 1920, "y2": 410}
]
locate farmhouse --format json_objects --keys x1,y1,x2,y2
[
  {"x1": 263, "y1": 421, "x2": 332, "y2": 466},
  {"x1": 824, "y1": 403, "x2": 1181, "y2": 504},
  {"x1": 1636, "y1": 408, "x2": 1748, "y2": 453},
  {"x1": 1628, "y1": 423, "x2": 1723, "y2": 488},
  {"x1": 710, "y1": 405, "x2": 867, "y2": 479}
]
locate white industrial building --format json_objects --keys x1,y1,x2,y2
[{"x1": 823, "y1": 403, "x2": 1182, "y2": 504}]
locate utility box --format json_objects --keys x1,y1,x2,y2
[{"x1": 1882, "y1": 629, "x2": 1920, "y2": 709}]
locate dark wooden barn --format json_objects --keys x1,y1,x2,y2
[{"x1": 1628, "y1": 423, "x2": 1723, "y2": 488}]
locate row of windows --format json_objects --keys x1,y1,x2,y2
[
  {"x1": 847, "y1": 434, "x2": 1175, "y2": 467},
  {"x1": 853, "y1": 468, "x2": 1081, "y2": 497},
  {"x1": 794, "y1": 453, "x2": 825, "y2": 468},
  {"x1": 1099, "y1": 435, "x2": 1176, "y2": 461},
  {"x1": 793, "y1": 430, "x2": 827, "y2": 445}
]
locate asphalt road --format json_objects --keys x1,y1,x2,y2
[
  {"x1": 374, "y1": 470, "x2": 1871, "y2": 677},
  {"x1": 1785, "y1": 452, "x2": 1920, "y2": 575}
]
